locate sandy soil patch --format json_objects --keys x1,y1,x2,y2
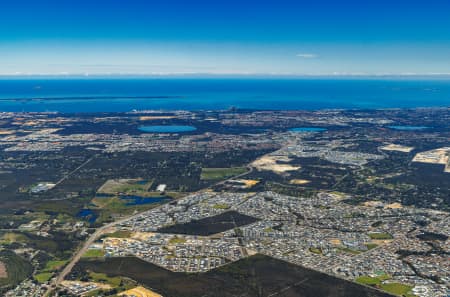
[
  {"x1": 384, "y1": 202, "x2": 403, "y2": 209},
  {"x1": 413, "y1": 147, "x2": 450, "y2": 173},
  {"x1": 371, "y1": 239, "x2": 393, "y2": 245},
  {"x1": 252, "y1": 155, "x2": 300, "y2": 174},
  {"x1": 329, "y1": 239, "x2": 342, "y2": 245},
  {"x1": 119, "y1": 286, "x2": 163, "y2": 297},
  {"x1": 234, "y1": 179, "x2": 260, "y2": 188},
  {"x1": 0, "y1": 261, "x2": 7, "y2": 278},
  {"x1": 289, "y1": 179, "x2": 310, "y2": 185},
  {"x1": 97, "y1": 178, "x2": 142, "y2": 194},
  {"x1": 362, "y1": 201, "x2": 384, "y2": 208},
  {"x1": 103, "y1": 237, "x2": 140, "y2": 248},
  {"x1": 139, "y1": 116, "x2": 176, "y2": 121},
  {"x1": 0, "y1": 130, "x2": 15, "y2": 135},
  {"x1": 246, "y1": 248, "x2": 258, "y2": 256},
  {"x1": 131, "y1": 232, "x2": 157, "y2": 241},
  {"x1": 380, "y1": 144, "x2": 414, "y2": 153},
  {"x1": 22, "y1": 121, "x2": 39, "y2": 126}
]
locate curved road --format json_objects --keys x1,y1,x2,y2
[
  {"x1": 46, "y1": 212, "x2": 143, "y2": 296},
  {"x1": 48, "y1": 166, "x2": 255, "y2": 295},
  {"x1": 55, "y1": 211, "x2": 142, "y2": 284}
]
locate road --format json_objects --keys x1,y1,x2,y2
[
  {"x1": 48, "y1": 166, "x2": 255, "y2": 295},
  {"x1": 55, "y1": 156, "x2": 94, "y2": 186},
  {"x1": 46, "y1": 211, "x2": 146, "y2": 296},
  {"x1": 54, "y1": 213, "x2": 136, "y2": 286},
  {"x1": 214, "y1": 165, "x2": 254, "y2": 186}
]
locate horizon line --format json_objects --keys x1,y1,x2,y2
[{"x1": 1, "y1": 72, "x2": 450, "y2": 79}]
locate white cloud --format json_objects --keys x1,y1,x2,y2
[{"x1": 296, "y1": 53, "x2": 318, "y2": 58}]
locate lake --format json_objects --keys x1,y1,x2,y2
[
  {"x1": 290, "y1": 127, "x2": 327, "y2": 132},
  {"x1": 138, "y1": 125, "x2": 197, "y2": 133},
  {"x1": 387, "y1": 125, "x2": 430, "y2": 130},
  {"x1": 119, "y1": 195, "x2": 171, "y2": 206}
]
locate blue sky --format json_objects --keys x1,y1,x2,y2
[{"x1": 0, "y1": 0, "x2": 449, "y2": 76}]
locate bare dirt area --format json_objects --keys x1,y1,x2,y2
[
  {"x1": 252, "y1": 155, "x2": 300, "y2": 174},
  {"x1": 0, "y1": 261, "x2": 7, "y2": 279},
  {"x1": 380, "y1": 144, "x2": 414, "y2": 153}
]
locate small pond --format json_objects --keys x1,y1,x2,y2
[{"x1": 76, "y1": 209, "x2": 98, "y2": 223}]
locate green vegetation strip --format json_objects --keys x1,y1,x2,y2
[
  {"x1": 356, "y1": 275, "x2": 415, "y2": 296},
  {"x1": 44, "y1": 260, "x2": 68, "y2": 272},
  {"x1": 200, "y1": 167, "x2": 247, "y2": 180},
  {"x1": 102, "y1": 230, "x2": 132, "y2": 239},
  {"x1": 82, "y1": 249, "x2": 106, "y2": 259},
  {"x1": 356, "y1": 276, "x2": 383, "y2": 286},
  {"x1": 89, "y1": 272, "x2": 122, "y2": 287},
  {"x1": 213, "y1": 203, "x2": 230, "y2": 209},
  {"x1": 365, "y1": 243, "x2": 378, "y2": 250},
  {"x1": 309, "y1": 247, "x2": 322, "y2": 254},
  {"x1": 380, "y1": 283, "x2": 414, "y2": 296},
  {"x1": 34, "y1": 272, "x2": 53, "y2": 283}
]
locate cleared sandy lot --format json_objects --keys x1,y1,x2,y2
[
  {"x1": 119, "y1": 286, "x2": 163, "y2": 297},
  {"x1": 252, "y1": 155, "x2": 300, "y2": 174},
  {"x1": 380, "y1": 144, "x2": 414, "y2": 153},
  {"x1": 413, "y1": 147, "x2": 450, "y2": 172}
]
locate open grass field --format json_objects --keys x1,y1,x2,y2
[
  {"x1": 44, "y1": 260, "x2": 68, "y2": 272},
  {"x1": 356, "y1": 275, "x2": 385, "y2": 286},
  {"x1": 34, "y1": 272, "x2": 53, "y2": 283},
  {"x1": 201, "y1": 167, "x2": 247, "y2": 180},
  {"x1": 97, "y1": 179, "x2": 153, "y2": 195},
  {"x1": 82, "y1": 249, "x2": 106, "y2": 259},
  {"x1": 356, "y1": 275, "x2": 414, "y2": 296},
  {"x1": 380, "y1": 283, "x2": 415, "y2": 296},
  {"x1": 0, "y1": 232, "x2": 28, "y2": 244},
  {"x1": 88, "y1": 272, "x2": 122, "y2": 287},
  {"x1": 102, "y1": 230, "x2": 133, "y2": 239},
  {"x1": 212, "y1": 203, "x2": 230, "y2": 209},
  {"x1": 309, "y1": 247, "x2": 322, "y2": 254},
  {"x1": 365, "y1": 243, "x2": 379, "y2": 250}
]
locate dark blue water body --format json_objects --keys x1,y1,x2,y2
[
  {"x1": 119, "y1": 195, "x2": 171, "y2": 206},
  {"x1": 76, "y1": 209, "x2": 98, "y2": 223},
  {"x1": 290, "y1": 127, "x2": 327, "y2": 132},
  {"x1": 0, "y1": 78, "x2": 449, "y2": 112},
  {"x1": 388, "y1": 125, "x2": 430, "y2": 130},
  {"x1": 139, "y1": 125, "x2": 197, "y2": 133}
]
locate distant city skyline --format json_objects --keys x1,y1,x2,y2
[{"x1": 1, "y1": 0, "x2": 449, "y2": 76}]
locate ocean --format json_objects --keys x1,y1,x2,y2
[{"x1": 0, "y1": 78, "x2": 449, "y2": 112}]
